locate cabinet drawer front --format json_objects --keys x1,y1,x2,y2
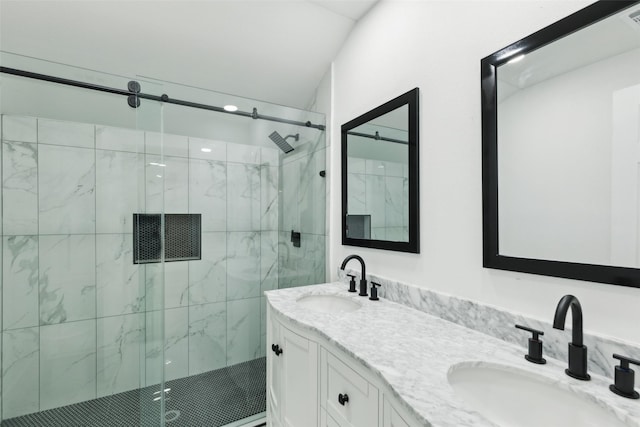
[{"x1": 325, "y1": 351, "x2": 378, "y2": 427}]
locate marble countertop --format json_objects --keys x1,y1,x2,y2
[{"x1": 265, "y1": 282, "x2": 640, "y2": 427}]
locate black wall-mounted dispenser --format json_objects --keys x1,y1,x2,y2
[{"x1": 291, "y1": 230, "x2": 301, "y2": 248}]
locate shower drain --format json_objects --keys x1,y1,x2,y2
[{"x1": 165, "y1": 410, "x2": 181, "y2": 423}]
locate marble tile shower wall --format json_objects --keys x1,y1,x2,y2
[
  {"x1": 277, "y1": 134, "x2": 327, "y2": 290},
  {"x1": 0, "y1": 115, "x2": 283, "y2": 419},
  {"x1": 347, "y1": 157, "x2": 408, "y2": 241}
]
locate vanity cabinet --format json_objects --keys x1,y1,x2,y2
[{"x1": 267, "y1": 304, "x2": 420, "y2": 427}]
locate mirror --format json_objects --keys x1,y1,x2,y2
[
  {"x1": 342, "y1": 88, "x2": 419, "y2": 253},
  {"x1": 482, "y1": 1, "x2": 640, "y2": 287}
]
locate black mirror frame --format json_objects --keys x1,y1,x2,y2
[
  {"x1": 481, "y1": 0, "x2": 640, "y2": 288},
  {"x1": 342, "y1": 88, "x2": 420, "y2": 253}
]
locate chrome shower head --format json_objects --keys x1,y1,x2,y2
[{"x1": 268, "y1": 131, "x2": 299, "y2": 153}]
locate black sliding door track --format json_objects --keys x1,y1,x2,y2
[{"x1": 0, "y1": 66, "x2": 326, "y2": 131}]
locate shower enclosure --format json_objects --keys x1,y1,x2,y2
[{"x1": 0, "y1": 52, "x2": 327, "y2": 426}]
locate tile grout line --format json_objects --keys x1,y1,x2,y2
[
  {"x1": 36, "y1": 118, "x2": 41, "y2": 415},
  {"x1": 93, "y1": 123, "x2": 98, "y2": 401}
]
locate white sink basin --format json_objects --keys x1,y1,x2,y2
[
  {"x1": 448, "y1": 362, "x2": 632, "y2": 427},
  {"x1": 296, "y1": 294, "x2": 362, "y2": 313}
]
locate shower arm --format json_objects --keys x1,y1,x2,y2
[{"x1": 0, "y1": 66, "x2": 326, "y2": 131}]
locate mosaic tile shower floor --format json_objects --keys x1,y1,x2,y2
[{"x1": 2, "y1": 357, "x2": 266, "y2": 427}]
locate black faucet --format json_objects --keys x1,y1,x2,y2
[
  {"x1": 340, "y1": 255, "x2": 367, "y2": 297},
  {"x1": 552, "y1": 295, "x2": 590, "y2": 380}
]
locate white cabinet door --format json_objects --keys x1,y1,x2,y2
[
  {"x1": 268, "y1": 306, "x2": 319, "y2": 427},
  {"x1": 281, "y1": 325, "x2": 319, "y2": 427},
  {"x1": 267, "y1": 308, "x2": 282, "y2": 424}
]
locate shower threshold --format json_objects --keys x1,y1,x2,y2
[{"x1": 1, "y1": 357, "x2": 266, "y2": 427}]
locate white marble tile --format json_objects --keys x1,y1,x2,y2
[
  {"x1": 164, "y1": 261, "x2": 190, "y2": 309},
  {"x1": 97, "y1": 313, "x2": 144, "y2": 398},
  {"x1": 145, "y1": 131, "x2": 188, "y2": 158},
  {"x1": 366, "y1": 159, "x2": 387, "y2": 176},
  {"x1": 277, "y1": 231, "x2": 300, "y2": 289},
  {"x1": 291, "y1": 233, "x2": 325, "y2": 286},
  {"x1": 40, "y1": 320, "x2": 96, "y2": 410},
  {"x1": 1, "y1": 144, "x2": 2, "y2": 238},
  {"x1": 347, "y1": 157, "x2": 366, "y2": 174},
  {"x1": 260, "y1": 166, "x2": 278, "y2": 231},
  {"x1": 188, "y1": 302, "x2": 226, "y2": 375},
  {"x1": 261, "y1": 231, "x2": 279, "y2": 293},
  {"x1": 188, "y1": 232, "x2": 226, "y2": 305},
  {"x1": 2, "y1": 327, "x2": 39, "y2": 418},
  {"x1": 385, "y1": 176, "x2": 405, "y2": 228},
  {"x1": 365, "y1": 174, "x2": 386, "y2": 228},
  {"x1": 311, "y1": 235, "x2": 327, "y2": 284},
  {"x1": 39, "y1": 234, "x2": 96, "y2": 325},
  {"x1": 385, "y1": 161, "x2": 405, "y2": 177},
  {"x1": 3, "y1": 236, "x2": 39, "y2": 330},
  {"x1": 96, "y1": 234, "x2": 144, "y2": 317},
  {"x1": 38, "y1": 118, "x2": 94, "y2": 149},
  {"x1": 143, "y1": 310, "x2": 164, "y2": 386},
  {"x1": 96, "y1": 150, "x2": 145, "y2": 234},
  {"x1": 145, "y1": 155, "x2": 189, "y2": 213},
  {"x1": 371, "y1": 228, "x2": 386, "y2": 240},
  {"x1": 96, "y1": 125, "x2": 144, "y2": 153},
  {"x1": 189, "y1": 158, "x2": 226, "y2": 232},
  {"x1": 38, "y1": 144, "x2": 95, "y2": 234},
  {"x1": 386, "y1": 227, "x2": 408, "y2": 242},
  {"x1": 188, "y1": 137, "x2": 226, "y2": 161},
  {"x1": 281, "y1": 131, "x2": 324, "y2": 164},
  {"x1": 227, "y1": 232, "x2": 260, "y2": 300},
  {"x1": 280, "y1": 160, "x2": 300, "y2": 232},
  {"x1": 260, "y1": 296, "x2": 267, "y2": 357},
  {"x1": 226, "y1": 297, "x2": 261, "y2": 366},
  {"x1": 299, "y1": 148, "x2": 326, "y2": 235},
  {"x1": 146, "y1": 307, "x2": 188, "y2": 385},
  {"x1": 260, "y1": 147, "x2": 279, "y2": 167},
  {"x1": 227, "y1": 143, "x2": 260, "y2": 165},
  {"x1": 1, "y1": 116, "x2": 37, "y2": 143},
  {"x1": 163, "y1": 311, "x2": 189, "y2": 380},
  {"x1": 403, "y1": 177, "x2": 409, "y2": 228},
  {"x1": 347, "y1": 173, "x2": 366, "y2": 214},
  {"x1": 145, "y1": 261, "x2": 189, "y2": 311},
  {"x1": 227, "y1": 163, "x2": 260, "y2": 231},
  {"x1": 2, "y1": 141, "x2": 38, "y2": 235}
]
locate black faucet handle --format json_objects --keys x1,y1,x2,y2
[
  {"x1": 346, "y1": 274, "x2": 357, "y2": 293},
  {"x1": 369, "y1": 282, "x2": 381, "y2": 301},
  {"x1": 610, "y1": 354, "x2": 640, "y2": 399},
  {"x1": 515, "y1": 324, "x2": 546, "y2": 364},
  {"x1": 515, "y1": 324, "x2": 544, "y2": 340},
  {"x1": 613, "y1": 353, "x2": 640, "y2": 368}
]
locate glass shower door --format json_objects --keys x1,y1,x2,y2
[{"x1": 0, "y1": 52, "x2": 166, "y2": 426}]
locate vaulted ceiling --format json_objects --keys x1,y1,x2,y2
[{"x1": 0, "y1": 0, "x2": 379, "y2": 109}]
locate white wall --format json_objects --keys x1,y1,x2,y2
[{"x1": 329, "y1": 0, "x2": 640, "y2": 345}]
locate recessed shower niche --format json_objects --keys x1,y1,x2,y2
[{"x1": 133, "y1": 213, "x2": 202, "y2": 264}]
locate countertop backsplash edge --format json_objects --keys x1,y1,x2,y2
[{"x1": 337, "y1": 268, "x2": 640, "y2": 379}]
